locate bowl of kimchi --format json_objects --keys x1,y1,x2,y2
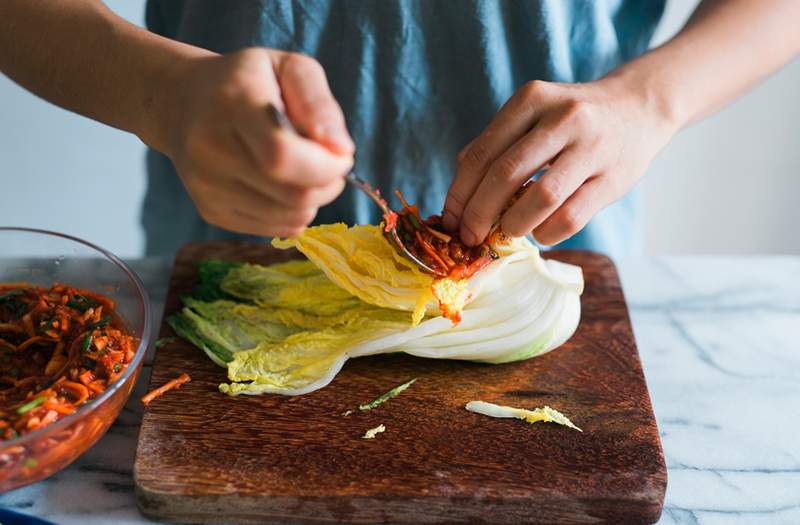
[{"x1": 0, "y1": 227, "x2": 151, "y2": 492}]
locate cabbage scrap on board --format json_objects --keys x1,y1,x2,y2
[
  {"x1": 362, "y1": 424, "x2": 386, "y2": 439},
  {"x1": 168, "y1": 223, "x2": 584, "y2": 396},
  {"x1": 465, "y1": 400, "x2": 582, "y2": 432}
]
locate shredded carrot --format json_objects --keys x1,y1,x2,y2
[
  {"x1": 382, "y1": 210, "x2": 398, "y2": 233},
  {"x1": 425, "y1": 225, "x2": 452, "y2": 243},
  {"x1": 384, "y1": 191, "x2": 507, "y2": 324},
  {"x1": 16, "y1": 336, "x2": 47, "y2": 352},
  {"x1": 394, "y1": 190, "x2": 412, "y2": 209},
  {"x1": 0, "y1": 323, "x2": 24, "y2": 334},
  {"x1": 449, "y1": 264, "x2": 468, "y2": 281},
  {"x1": 39, "y1": 409, "x2": 58, "y2": 426},
  {"x1": 415, "y1": 230, "x2": 450, "y2": 273},
  {"x1": 0, "y1": 283, "x2": 136, "y2": 445},
  {"x1": 391, "y1": 190, "x2": 499, "y2": 280},
  {"x1": 43, "y1": 397, "x2": 76, "y2": 416},
  {"x1": 466, "y1": 254, "x2": 495, "y2": 277},
  {"x1": 21, "y1": 313, "x2": 35, "y2": 337},
  {"x1": 44, "y1": 354, "x2": 66, "y2": 376},
  {"x1": 57, "y1": 380, "x2": 90, "y2": 405},
  {"x1": 78, "y1": 370, "x2": 95, "y2": 386},
  {"x1": 86, "y1": 380, "x2": 106, "y2": 395},
  {"x1": 141, "y1": 373, "x2": 191, "y2": 406}
]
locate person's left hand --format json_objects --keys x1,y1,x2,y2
[{"x1": 441, "y1": 77, "x2": 679, "y2": 246}]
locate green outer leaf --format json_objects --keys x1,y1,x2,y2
[
  {"x1": 477, "y1": 327, "x2": 556, "y2": 365},
  {"x1": 358, "y1": 378, "x2": 417, "y2": 411},
  {"x1": 193, "y1": 260, "x2": 243, "y2": 302},
  {"x1": 181, "y1": 296, "x2": 296, "y2": 345},
  {"x1": 167, "y1": 313, "x2": 233, "y2": 366},
  {"x1": 17, "y1": 394, "x2": 48, "y2": 414}
]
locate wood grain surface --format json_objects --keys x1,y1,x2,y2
[{"x1": 134, "y1": 242, "x2": 666, "y2": 524}]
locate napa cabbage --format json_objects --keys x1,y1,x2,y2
[{"x1": 168, "y1": 224, "x2": 583, "y2": 396}]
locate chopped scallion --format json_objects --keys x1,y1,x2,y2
[
  {"x1": 86, "y1": 315, "x2": 112, "y2": 331},
  {"x1": 16, "y1": 394, "x2": 48, "y2": 414},
  {"x1": 80, "y1": 334, "x2": 93, "y2": 353},
  {"x1": 359, "y1": 378, "x2": 417, "y2": 411}
]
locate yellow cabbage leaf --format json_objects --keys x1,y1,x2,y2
[{"x1": 272, "y1": 224, "x2": 437, "y2": 324}]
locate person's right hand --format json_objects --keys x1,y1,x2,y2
[{"x1": 159, "y1": 48, "x2": 354, "y2": 237}]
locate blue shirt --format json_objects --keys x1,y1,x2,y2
[{"x1": 143, "y1": 0, "x2": 665, "y2": 257}]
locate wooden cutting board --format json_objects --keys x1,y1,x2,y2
[{"x1": 134, "y1": 242, "x2": 666, "y2": 525}]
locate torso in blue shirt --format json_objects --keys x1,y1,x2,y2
[{"x1": 143, "y1": 0, "x2": 665, "y2": 257}]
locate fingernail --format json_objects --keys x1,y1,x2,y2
[
  {"x1": 460, "y1": 226, "x2": 477, "y2": 247},
  {"x1": 442, "y1": 210, "x2": 458, "y2": 231}
]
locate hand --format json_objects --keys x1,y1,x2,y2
[
  {"x1": 442, "y1": 77, "x2": 678, "y2": 246},
  {"x1": 160, "y1": 48, "x2": 354, "y2": 237}
]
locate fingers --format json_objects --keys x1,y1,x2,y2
[
  {"x1": 228, "y1": 51, "x2": 353, "y2": 189},
  {"x1": 226, "y1": 204, "x2": 317, "y2": 238},
  {"x1": 265, "y1": 130, "x2": 353, "y2": 187},
  {"x1": 443, "y1": 80, "x2": 553, "y2": 231},
  {"x1": 531, "y1": 176, "x2": 612, "y2": 246},
  {"x1": 235, "y1": 108, "x2": 353, "y2": 188},
  {"x1": 257, "y1": 176, "x2": 346, "y2": 210},
  {"x1": 181, "y1": 132, "x2": 344, "y2": 237},
  {"x1": 274, "y1": 52, "x2": 354, "y2": 155},
  {"x1": 210, "y1": 141, "x2": 346, "y2": 214},
  {"x1": 499, "y1": 147, "x2": 593, "y2": 238},
  {"x1": 457, "y1": 124, "x2": 569, "y2": 245},
  {"x1": 193, "y1": 176, "x2": 319, "y2": 238},
  {"x1": 177, "y1": 48, "x2": 355, "y2": 238}
]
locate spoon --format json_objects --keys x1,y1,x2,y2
[{"x1": 265, "y1": 103, "x2": 438, "y2": 274}]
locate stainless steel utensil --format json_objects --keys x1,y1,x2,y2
[{"x1": 265, "y1": 103, "x2": 437, "y2": 274}]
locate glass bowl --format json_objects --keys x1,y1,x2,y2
[{"x1": 0, "y1": 227, "x2": 151, "y2": 492}]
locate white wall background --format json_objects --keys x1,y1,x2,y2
[
  {"x1": 0, "y1": 1, "x2": 147, "y2": 257},
  {"x1": 646, "y1": 0, "x2": 800, "y2": 254},
  {"x1": 1, "y1": 0, "x2": 798, "y2": 257}
]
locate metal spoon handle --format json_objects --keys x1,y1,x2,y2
[{"x1": 343, "y1": 172, "x2": 392, "y2": 215}]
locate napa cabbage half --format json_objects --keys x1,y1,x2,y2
[{"x1": 168, "y1": 225, "x2": 583, "y2": 396}]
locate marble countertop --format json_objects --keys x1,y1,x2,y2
[{"x1": 1, "y1": 256, "x2": 798, "y2": 525}]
